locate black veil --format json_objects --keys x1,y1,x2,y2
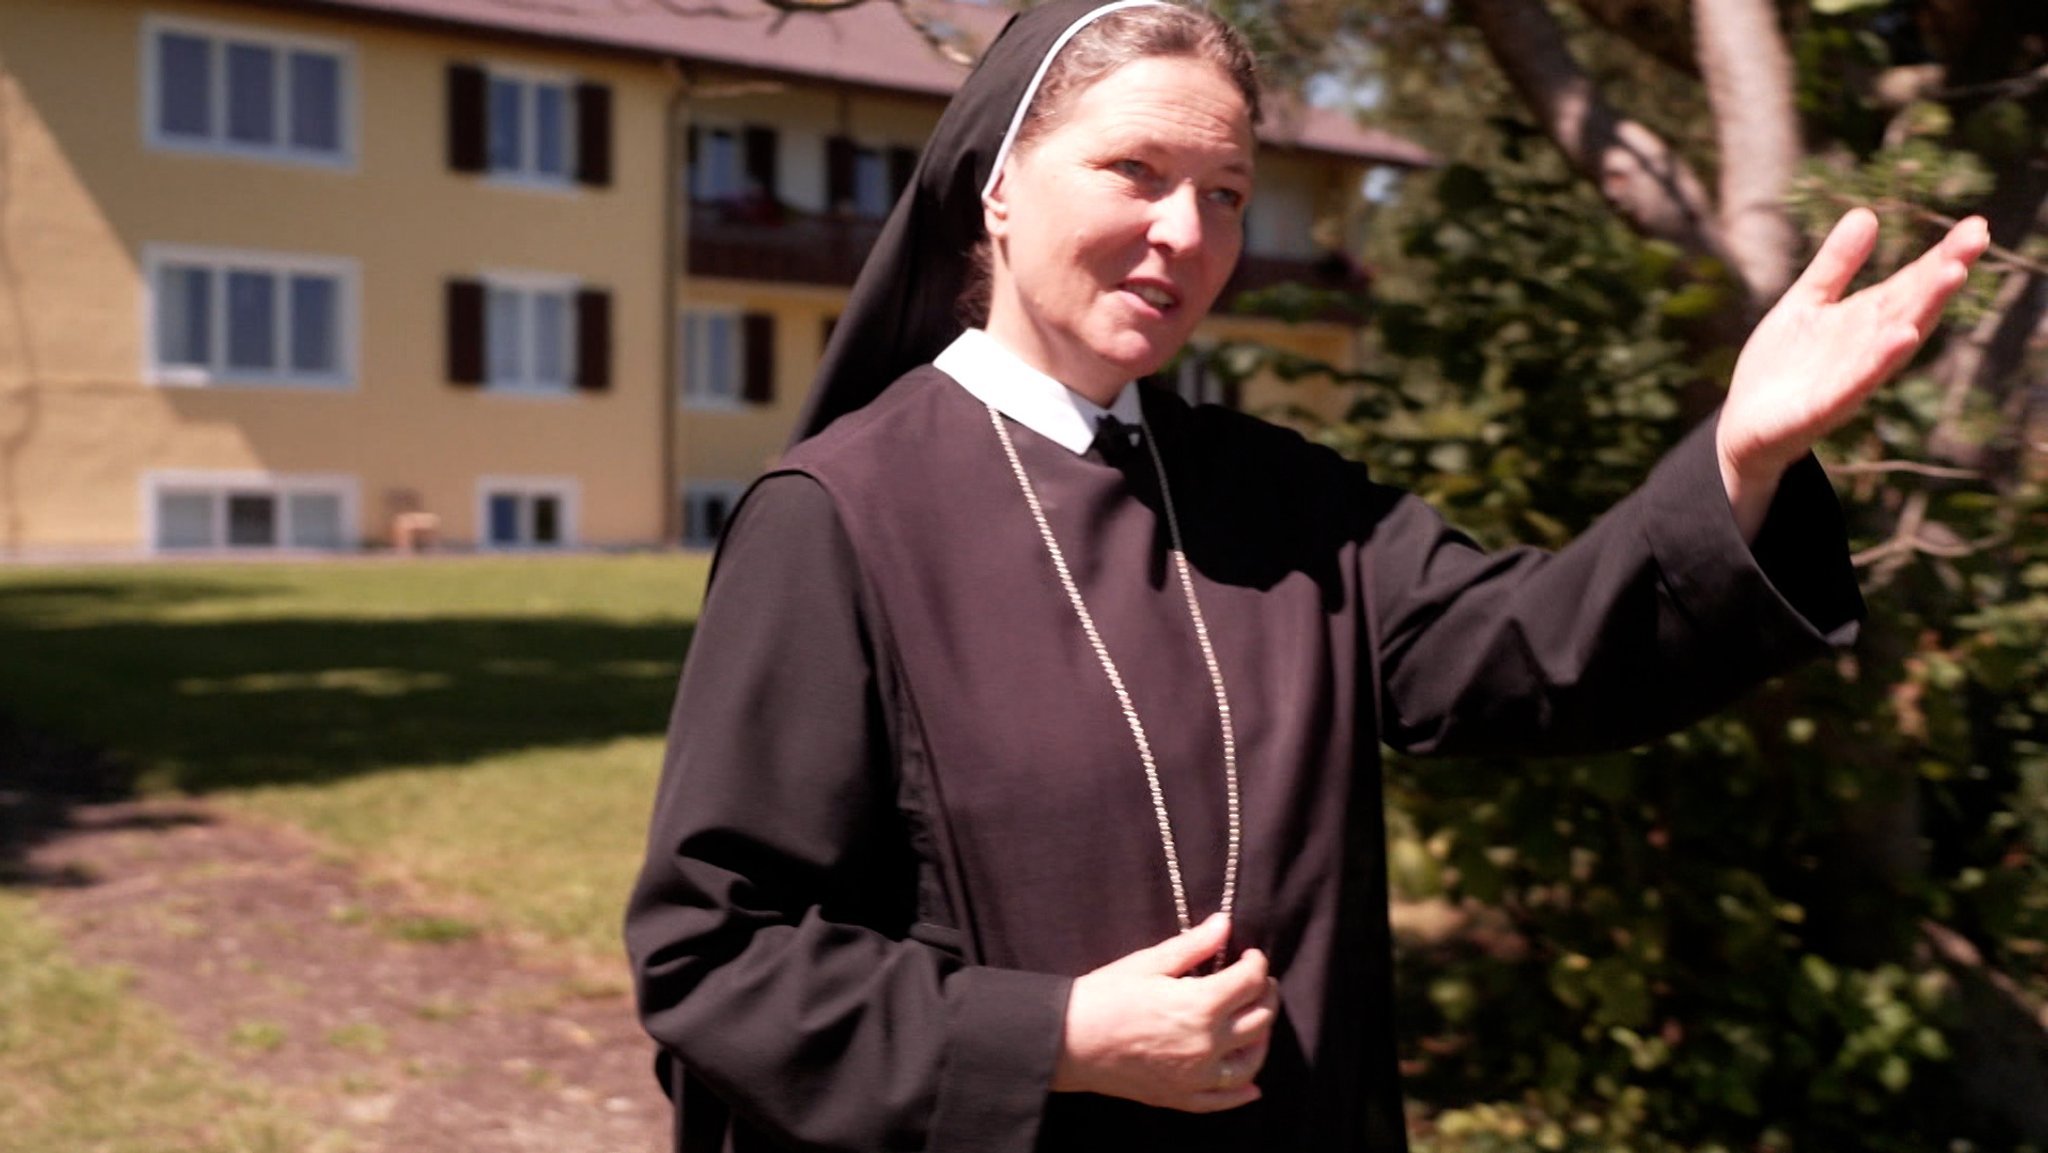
[{"x1": 791, "y1": 0, "x2": 1168, "y2": 444}]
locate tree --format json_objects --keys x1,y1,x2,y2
[{"x1": 1228, "y1": 1, "x2": 2048, "y2": 1148}]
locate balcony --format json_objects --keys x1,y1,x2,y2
[
  {"x1": 687, "y1": 197, "x2": 1372, "y2": 325},
  {"x1": 687, "y1": 199, "x2": 885, "y2": 287}
]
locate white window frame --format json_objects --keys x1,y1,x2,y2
[
  {"x1": 476, "y1": 476, "x2": 579, "y2": 550},
  {"x1": 482, "y1": 64, "x2": 579, "y2": 190},
  {"x1": 141, "y1": 469, "x2": 359, "y2": 554},
  {"x1": 679, "y1": 308, "x2": 743, "y2": 410},
  {"x1": 141, "y1": 15, "x2": 356, "y2": 169},
  {"x1": 481, "y1": 270, "x2": 581, "y2": 396},
  {"x1": 142, "y1": 243, "x2": 359, "y2": 389},
  {"x1": 681, "y1": 480, "x2": 747, "y2": 549}
]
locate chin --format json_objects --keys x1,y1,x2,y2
[{"x1": 1091, "y1": 332, "x2": 1183, "y2": 383}]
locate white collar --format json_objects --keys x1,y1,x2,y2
[{"x1": 934, "y1": 328, "x2": 1143, "y2": 455}]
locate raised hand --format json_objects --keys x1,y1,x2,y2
[
  {"x1": 1717, "y1": 208, "x2": 1990, "y2": 538},
  {"x1": 1053, "y1": 913, "x2": 1281, "y2": 1112}
]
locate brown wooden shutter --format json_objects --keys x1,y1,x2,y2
[
  {"x1": 574, "y1": 82, "x2": 612, "y2": 187},
  {"x1": 825, "y1": 136, "x2": 854, "y2": 210},
  {"x1": 741, "y1": 312, "x2": 774, "y2": 405},
  {"x1": 574, "y1": 289, "x2": 611, "y2": 391},
  {"x1": 684, "y1": 125, "x2": 701, "y2": 202},
  {"x1": 888, "y1": 145, "x2": 918, "y2": 201},
  {"x1": 447, "y1": 64, "x2": 487, "y2": 173},
  {"x1": 446, "y1": 279, "x2": 485, "y2": 385},
  {"x1": 742, "y1": 126, "x2": 777, "y2": 199}
]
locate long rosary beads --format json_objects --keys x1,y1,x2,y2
[{"x1": 987, "y1": 405, "x2": 1241, "y2": 936}]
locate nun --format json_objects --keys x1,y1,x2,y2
[{"x1": 624, "y1": 1, "x2": 1990, "y2": 1149}]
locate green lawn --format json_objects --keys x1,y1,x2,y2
[{"x1": 0, "y1": 555, "x2": 712, "y2": 958}]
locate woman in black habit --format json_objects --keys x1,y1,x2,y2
[{"x1": 624, "y1": 2, "x2": 1989, "y2": 1149}]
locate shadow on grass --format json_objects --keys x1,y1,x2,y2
[
  {"x1": 0, "y1": 575, "x2": 284, "y2": 625},
  {"x1": 0, "y1": 615, "x2": 695, "y2": 795}
]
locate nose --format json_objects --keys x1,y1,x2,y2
[{"x1": 1147, "y1": 181, "x2": 1205, "y2": 256}]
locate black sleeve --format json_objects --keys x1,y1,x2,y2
[
  {"x1": 624, "y1": 473, "x2": 1069, "y2": 1153},
  {"x1": 1370, "y1": 411, "x2": 1864, "y2": 757}
]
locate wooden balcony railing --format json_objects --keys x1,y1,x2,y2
[
  {"x1": 687, "y1": 200, "x2": 887, "y2": 287},
  {"x1": 688, "y1": 198, "x2": 1371, "y2": 325}
]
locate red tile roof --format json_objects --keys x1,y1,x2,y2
[{"x1": 285, "y1": 0, "x2": 1434, "y2": 166}]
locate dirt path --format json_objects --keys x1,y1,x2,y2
[{"x1": 20, "y1": 793, "x2": 670, "y2": 1153}]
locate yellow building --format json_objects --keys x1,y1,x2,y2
[{"x1": 0, "y1": 0, "x2": 1427, "y2": 557}]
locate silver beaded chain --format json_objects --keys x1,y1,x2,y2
[{"x1": 986, "y1": 404, "x2": 1241, "y2": 937}]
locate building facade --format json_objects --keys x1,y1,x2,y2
[{"x1": 0, "y1": 0, "x2": 1427, "y2": 557}]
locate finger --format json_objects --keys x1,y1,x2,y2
[
  {"x1": 1940, "y1": 215, "x2": 1991, "y2": 263},
  {"x1": 1224, "y1": 976, "x2": 1280, "y2": 1039},
  {"x1": 1101, "y1": 913, "x2": 1230, "y2": 977},
  {"x1": 1218, "y1": 1031, "x2": 1271, "y2": 1072},
  {"x1": 1859, "y1": 215, "x2": 1989, "y2": 337},
  {"x1": 1181, "y1": 1084, "x2": 1262, "y2": 1113},
  {"x1": 1791, "y1": 208, "x2": 1880, "y2": 304},
  {"x1": 1226, "y1": 1002, "x2": 1277, "y2": 1047},
  {"x1": 1198, "y1": 948, "x2": 1270, "y2": 1014}
]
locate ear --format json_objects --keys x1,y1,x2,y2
[{"x1": 982, "y1": 168, "x2": 1011, "y2": 239}]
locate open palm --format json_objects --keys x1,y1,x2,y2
[{"x1": 1718, "y1": 209, "x2": 1989, "y2": 500}]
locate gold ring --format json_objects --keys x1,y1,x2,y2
[{"x1": 1215, "y1": 1058, "x2": 1234, "y2": 1090}]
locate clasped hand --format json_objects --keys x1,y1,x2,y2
[{"x1": 1054, "y1": 913, "x2": 1280, "y2": 1113}]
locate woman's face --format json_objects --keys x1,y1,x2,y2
[{"x1": 983, "y1": 55, "x2": 1254, "y2": 399}]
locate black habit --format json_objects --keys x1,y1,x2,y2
[{"x1": 624, "y1": 363, "x2": 1864, "y2": 1152}]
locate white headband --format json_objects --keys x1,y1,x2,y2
[{"x1": 979, "y1": 0, "x2": 1170, "y2": 201}]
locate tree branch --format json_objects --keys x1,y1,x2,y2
[
  {"x1": 1458, "y1": 0, "x2": 1731, "y2": 274},
  {"x1": 1560, "y1": 0, "x2": 1697, "y2": 77},
  {"x1": 1820, "y1": 192, "x2": 2048, "y2": 278},
  {"x1": 1693, "y1": 0, "x2": 1799, "y2": 304},
  {"x1": 1921, "y1": 920, "x2": 2048, "y2": 1142},
  {"x1": 1826, "y1": 460, "x2": 1984, "y2": 480}
]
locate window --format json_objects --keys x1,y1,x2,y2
[
  {"x1": 689, "y1": 125, "x2": 776, "y2": 203},
  {"x1": 488, "y1": 73, "x2": 573, "y2": 182},
  {"x1": 445, "y1": 276, "x2": 610, "y2": 393},
  {"x1": 487, "y1": 281, "x2": 575, "y2": 392},
  {"x1": 691, "y1": 128, "x2": 743, "y2": 201},
  {"x1": 146, "y1": 245, "x2": 355, "y2": 387},
  {"x1": 680, "y1": 310, "x2": 773, "y2": 408},
  {"x1": 680, "y1": 311, "x2": 738, "y2": 404},
  {"x1": 146, "y1": 19, "x2": 350, "y2": 165},
  {"x1": 852, "y1": 147, "x2": 890, "y2": 217},
  {"x1": 146, "y1": 472, "x2": 355, "y2": 552},
  {"x1": 826, "y1": 137, "x2": 917, "y2": 218},
  {"x1": 682, "y1": 482, "x2": 746, "y2": 548},
  {"x1": 447, "y1": 64, "x2": 610, "y2": 188},
  {"x1": 478, "y1": 479, "x2": 576, "y2": 548}
]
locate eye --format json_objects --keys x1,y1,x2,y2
[
  {"x1": 1206, "y1": 186, "x2": 1247, "y2": 211},
  {"x1": 1109, "y1": 157, "x2": 1153, "y2": 181}
]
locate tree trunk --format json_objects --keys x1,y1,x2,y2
[
  {"x1": 1691, "y1": 0, "x2": 1799, "y2": 307},
  {"x1": 1458, "y1": 0, "x2": 1730, "y2": 271}
]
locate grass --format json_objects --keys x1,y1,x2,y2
[
  {"x1": 0, "y1": 555, "x2": 712, "y2": 958},
  {"x1": 0, "y1": 556, "x2": 710, "y2": 1150},
  {"x1": 0, "y1": 893, "x2": 315, "y2": 1153}
]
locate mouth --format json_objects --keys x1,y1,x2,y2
[{"x1": 1121, "y1": 280, "x2": 1181, "y2": 314}]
